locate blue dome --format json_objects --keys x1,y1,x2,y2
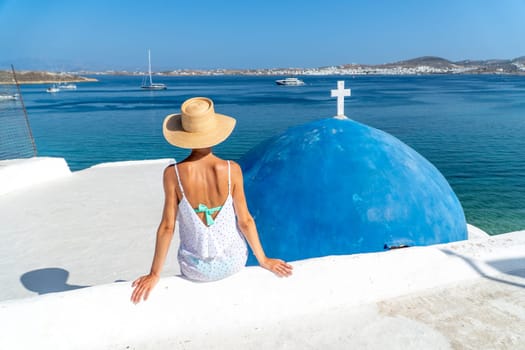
[{"x1": 240, "y1": 117, "x2": 467, "y2": 264}]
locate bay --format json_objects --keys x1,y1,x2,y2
[{"x1": 19, "y1": 75, "x2": 525, "y2": 235}]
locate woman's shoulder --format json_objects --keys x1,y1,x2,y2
[
  {"x1": 226, "y1": 160, "x2": 244, "y2": 181},
  {"x1": 164, "y1": 163, "x2": 175, "y2": 172},
  {"x1": 163, "y1": 164, "x2": 176, "y2": 181},
  {"x1": 227, "y1": 160, "x2": 242, "y2": 171},
  {"x1": 208, "y1": 157, "x2": 238, "y2": 171},
  {"x1": 170, "y1": 157, "x2": 240, "y2": 175}
]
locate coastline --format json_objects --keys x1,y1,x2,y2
[
  {"x1": 0, "y1": 77, "x2": 98, "y2": 85},
  {"x1": 1, "y1": 71, "x2": 523, "y2": 85},
  {"x1": 2, "y1": 55, "x2": 524, "y2": 82}
]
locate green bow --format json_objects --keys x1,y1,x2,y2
[{"x1": 195, "y1": 203, "x2": 222, "y2": 226}]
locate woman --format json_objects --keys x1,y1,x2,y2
[{"x1": 131, "y1": 97, "x2": 292, "y2": 304}]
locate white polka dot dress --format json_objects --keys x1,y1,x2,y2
[{"x1": 174, "y1": 161, "x2": 248, "y2": 282}]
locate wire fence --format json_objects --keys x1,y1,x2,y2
[{"x1": 0, "y1": 67, "x2": 37, "y2": 160}]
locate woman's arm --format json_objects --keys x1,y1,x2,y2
[
  {"x1": 131, "y1": 166, "x2": 178, "y2": 303},
  {"x1": 230, "y1": 161, "x2": 293, "y2": 277}
]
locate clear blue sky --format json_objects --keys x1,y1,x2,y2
[{"x1": 1, "y1": 0, "x2": 525, "y2": 71}]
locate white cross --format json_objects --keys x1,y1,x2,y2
[{"x1": 331, "y1": 80, "x2": 351, "y2": 119}]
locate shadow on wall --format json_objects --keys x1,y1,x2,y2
[{"x1": 20, "y1": 267, "x2": 90, "y2": 295}]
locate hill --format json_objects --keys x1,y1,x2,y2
[
  {"x1": 387, "y1": 56, "x2": 457, "y2": 68},
  {"x1": 0, "y1": 70, "x2": 97, "y2": 84}
]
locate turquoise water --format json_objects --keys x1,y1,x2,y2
[{"x1": 20, "y1": 75, "x2": 525, "y2": 235}]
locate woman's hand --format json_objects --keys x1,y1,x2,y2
[
  {"x1": 260, "y1": 257, "x2": 293, "y2": 277},
  {"x1": 131, "y1": 273, "x2": 160, "y2": 304}
]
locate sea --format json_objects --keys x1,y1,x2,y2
[{"x1": 16, "y1": 74, "x2": 525, "y2": 235}]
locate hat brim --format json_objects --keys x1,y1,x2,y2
[{"x1": 163, "y1": 112, "x2": 236, "y2": 149}]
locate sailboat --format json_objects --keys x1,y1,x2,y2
[{"x1": 141, "y1": 49, "x2": 167, "y2": 90}]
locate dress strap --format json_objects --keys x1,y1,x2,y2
[
  {"x1": 227, "y1": 160, "x2": 231, "y2": 194},
  {"x1": 173, "y1": 163, "x2": 185, "y2": 196}
]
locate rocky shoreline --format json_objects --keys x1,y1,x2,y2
[{"x1": 0, "y1": 70, "x2": 97, "y2": 85}]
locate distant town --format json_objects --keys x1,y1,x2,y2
[
  {"x1": 89, "y1": 56, "x2": 525, "y2": 77},
  {"x1": 1, "y1": 56, "x2": 525, "y2": 84}
]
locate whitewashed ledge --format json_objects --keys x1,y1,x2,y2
[
  {"x1": 0, "y1": 231, "x2": 524, "y2": 350},
  {"x1": 0, "y1": 158, "x2": 179, "y2": 301},
  {"x1": 0, "y1": 157, "x2": 71, "y2": 195},
  {"x1": 0, "y1": 158, "x2": 524, "y2": 349}
]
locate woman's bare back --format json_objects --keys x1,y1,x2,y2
[{"x1": 174, "y1": 154, "x2": 230, "y2": 226}]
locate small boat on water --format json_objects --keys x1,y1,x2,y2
[
  {"x1": 275, "y1": 77, "x2": 305, "y2": 86},
  {"x1": 141, "y1": 49, "x2": 167, "y2": 90},
  {"x1": 0, "y1": 92, "x2": 18, "y2": 101},
  {"x1": 46, "y1": 84, "x2": 60, "y2": 93},
  {"x1": 57, "y1": 82, "x2": 77, "y2": 90}
]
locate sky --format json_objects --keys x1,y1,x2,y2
[{"x1": 1, "y1": 0, "x2": 525, "y2": 71}]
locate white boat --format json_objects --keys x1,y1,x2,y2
[
  {"x1": 46, "y1": 84, "x2": 60, "y2": 93},
  {"x1": 275, "y1": 77, "x2": 305, "y2": 86},
  {"x1": 57, "y1": 82, "x2": 77, "y2": 90},
  {"x1": 0, "y1": 92, "x2": 18, "y2": 101},
  {"x1": 141, "y1": 49, "x2": 167, "y2": 90}
]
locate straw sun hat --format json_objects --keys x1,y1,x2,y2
[{"x1": 163, "y1": 97, "x2": 236, "y2": 149}]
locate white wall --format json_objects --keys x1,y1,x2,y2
[{"x1": 0, "y1": 157, "x2": 71, "y2": 195}]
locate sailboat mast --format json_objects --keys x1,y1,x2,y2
[
  {"x1": 148, "y1": 49, "x2": 153, "y2": 85},
  {"x1": 141, "y1": 49, "x2": 166, "y2": 90}
]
